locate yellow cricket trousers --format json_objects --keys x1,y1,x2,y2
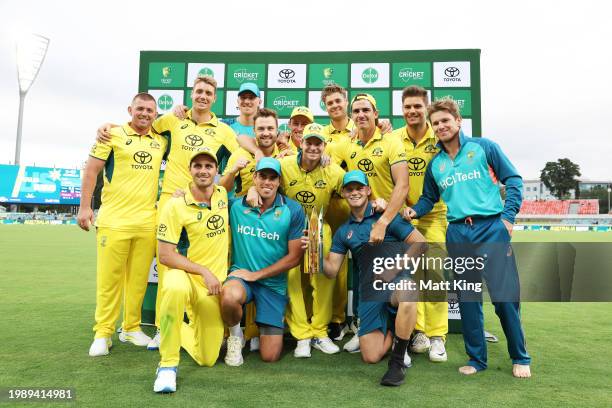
[
  {"x1": 93, "y1": 227, "x2": 156, "y2": 338},
  {"x1": 154, "y1": 193, "x2": 172, "y2": 328},
  {"x1": 159, "y1": 269, "x2": 224, "y2": 367},
  {"x1": 415, "y1": 223, "x2": 448, "y2": 339},
  {"x1": 286, "y1": 223, "x2": 336, "y2": 339}
]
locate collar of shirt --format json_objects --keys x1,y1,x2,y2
[
  {"x1": 122, "y1": 123, "x2": 155, "y2": 139},
  {"x1": 330, "y1": 119, "x2": 355, "y2": 134},
  {"x1": 403, "y1": 123, "x2": 436, "y2": 148},
  {"x1": 241, "y1": 192, "x2": 286, "y2": 214},
  {"x1": 186, "y1": 109, "x2": 219, "y2": 127},
  {"x1": 183, "y1": 183, "x2": 220, "y2": 209},
  {"x1": 354, "y1": 128, "x2": 382, "y2": 148},
  {"x1": 348, "y1": 202, "x2": 377, "y2": 224}
]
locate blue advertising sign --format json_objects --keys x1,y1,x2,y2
[{"x1": 0, "y1": 164, "x2": 81, "y2": 205}]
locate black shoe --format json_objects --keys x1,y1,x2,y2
[
  {"x1": 328, "y1": 323, "x2": 342, "y2": 340},
  {"x1": 380, "y1": 359, "x2": 406, "y2": 387}
]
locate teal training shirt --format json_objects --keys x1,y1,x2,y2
[
  {"x1": 413, "y1": 131, "x2": 523, "y2": 223},
  {"x1": 229, "y1": 193, "x2": 305, "y2": 295}
]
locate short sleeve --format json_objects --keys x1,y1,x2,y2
[
  {"x1": 286, "y1": 198, "x2": 306, "y2": 241},
  {"x1": 387, "y1": 137, "x2": 407, "y2": 167},
  {"x1": 157, "y1": 199, "x2": 182, "y2": 244},
  {"x1": 330, "y1": 225, "x2": 348, "y2": 254},
  {"x1": 152, "y1": 112, "x2": 179, "y2": 134}
]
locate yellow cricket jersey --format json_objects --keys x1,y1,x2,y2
[
  {"x1": 223, "y1": 146, "x2": 280, "y2": 197},
  {"x1": 323, "y1": 119, "x2": 355, "y2": 165},
  {"x1": 90, "y1": 123, "x2": 167, "y2": 231},
  {"x1": 153, "y1": 110, "x2": 239, "y2": 195},
  {"x1": 391, "y1": 125, "x2": 447, "y2": 225},
  {"x1": 335, "y1": 128, "x2": 407, "y2": 201},
  {"x1": 279, "y1": 154, "x2": 345, "y2": 216},
  {"x1": 156, "y1": 184, "x2": 230, "y2": 283}
]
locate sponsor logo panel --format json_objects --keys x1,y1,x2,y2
[
  {"x1": 148, "y1": 90, "x2": 184, "y2": 113},
  {"x1": 148, "y1": 62, "x2": 186, "y2": 88},
  {"x1": 433, "y1": 89, "x2": 472, "y2": 116},
  {"x1": 267, "y1": 64, "x2": 307, "y2": 88},
  {"x1": 265, "y1": 91, "x2": 307, "y2": 117},
  {"x1": 392, "y1": 62, "x2": 431, "y2": 87},
  {"x1": 433, "y1": 61, "x2": 471, "y2": 87},
  {"x1": 227, "y1": 64, "x2": 266, "y2": 88},
  {"x1": 187, "y1": 63, "x2": 226, "y2": 88},
  {"x1": 308, "y1": 91, "x2": 328, "y2": 117},
  {"x1": 308, "y1": 63, "x2": 349, "y2": 88},
  {"x1": 350, "y1": 63, "x2": 389, "y2": 88}
]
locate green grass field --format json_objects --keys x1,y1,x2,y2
[{"x1": 1, "y1": 225, "x2": 611, "y2": 407}]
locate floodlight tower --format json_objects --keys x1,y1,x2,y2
[{"x1": 14, "y1": 33, "x2": 50, "y2": 166}]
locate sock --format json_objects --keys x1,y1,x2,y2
[
  {"x1": 391, "y1": 335, "x2": 410, "y2": 364},
  {"x1": 229, "y1": 324, "x2": 243, "y2": 339}
]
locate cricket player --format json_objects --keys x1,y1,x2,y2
[
  {"x1": 221, "y1": 158, "x2": 306, "y2": 365},
  {"x1": 285, "y1": 106, "x2": 314, "y2": 152},
  {"x1": 223, "y1": 82, "x2": 261, "y2": 138},
  {"x1": 390, "y1": 86, "x2": 449, "y2": 362},
  {"x1": 97, "y1": 76, "x2": 261, "y2": 349},
  {"x1": 220, "y1": 108, "x2": 280, "y2": 197},
  {"x1": 78, "y1": 93, "x2": 167, "y2": 356},
  {"x1": 220, "y1": 107, "x2": 281, "y2": 352},
  {"x1": 153, "y1": 149, "x2": 229, "y2": 393},
  {"x1": 246, "y1": 123, "x2": 346, "y2": 357},
  {"x1": 405, "y1": 98, "x2": 531, "y2": 378},
  {"x1": 322, "y1": 170, "x2": 427, "y2": 386},
  {"x1": 333, "y1": 93, "x2": 409, "y2": 352}
]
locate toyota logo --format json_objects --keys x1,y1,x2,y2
[
  {"x1": 207, "y1": 215, "x2": 225, "y2": 230},
  {"x1": 133, "y1": 151, "x2": 152, "y2": 164},
  {"x1": 158, "y1": 224, "x2": 167, "y2": 233},
  {"x1": 407, "y1": 157, "x2": 426, "y2": 171},
  {"x1": 279, "y1": 69, "x2": 295, "y2": 79},
  {"x1": 444, "y1": 67, "x2": 460, "y2": 78},
  {"x1": 357, "y1": 159, "x2": 374, "y2": 172},
  {"x1": 185, "y1": 134, "x2": 204, "y2": 147},
  {"x1": 448, "y1": 299, "x2": 459, "y2": 310},
  {"x1": 295, "y1": 191, "x2": 316, "y2": 204}
]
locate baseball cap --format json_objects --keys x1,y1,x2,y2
[
  {"x1": 342, "y1": 170, "x2": 369, "y2": 187},
  {"x1": 302, "y1": 123, "x2": 326, "y2": 142},
  {"x1": 350, "y1": 93, "x2": 378, "y2": 111},
  {"x1": 290, "y1": 106, "x2": 314, "y2": 123},
  {"x1": 238, "y1": 82, "x2": 260, "y2": 97},
  {"x1": 189, "y1": 147, "x2": 218, "y2": 166},
  {"x1": 255, "y1": 157, "x2": 281, "y2": 176}
]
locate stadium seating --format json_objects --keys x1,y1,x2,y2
[{"x1": 519, "y1": 200, "x2": 599, "y2": 215}]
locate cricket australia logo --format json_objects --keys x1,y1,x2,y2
[
  {"x1": 314, "y1": 180, "x2": 327, "y2": 189},
  {"x1": 372, "y1": 147, "x2": 383, "y2": 157}
]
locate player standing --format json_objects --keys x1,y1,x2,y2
[{"x1": 79, "y1": 93, "x2": 167, "y2": 356}]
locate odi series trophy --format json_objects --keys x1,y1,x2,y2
[{"x1": 307, "y1": 208, "x2": 324, "y2": 274}]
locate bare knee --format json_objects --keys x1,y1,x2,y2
[
  {"x1": 360, "y1": 348, "x2": 384, "y2": 364},
  {"x1": 260, "y1": 349, "x2": 281, "y2": 362}
]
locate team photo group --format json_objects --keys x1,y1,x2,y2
[{"x1": 76, "y1": 74, "x2": 531, "y2": 394}]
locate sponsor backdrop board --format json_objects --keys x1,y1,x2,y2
[
  {"x1": 140, "y1": 50, "x2": 481, "y2": 137},
  {"x1": 139, "y1": 50, "x2": 481, "y2": 329},
  {"x1": 0, "y1": 164, "x2": 81, "y2": 205}
]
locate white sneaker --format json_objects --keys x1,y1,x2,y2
[
  {"x1": 119, "y1": 330, "x2": 152, "y2": 347},
  {"x1": 250, "y1": 337, "x2": 260, "y2": 352},
  {"x1": 312, "y1": 337, "x2": 340, "y2": 354},
  {"x1": 147, "y1": 329, "x2": 160, "y2": 350},
  {"x1": 404, "y1": 351, "x2": 412, "y2": 368},
  {"x1": 89, "y1": 337, "x2": 112, "y2": 357},
  {"x1": 429, "y1": 337, "x2": 448, "y2": 362},
  {"x1": 343, "y1": 334, "x2": 360, "y2": 353},
  {"x1": 225, "y1": 335, "x2": 244, "y2": 366},
  {"x1": 410, "y1": 332, "x2": 430, "y2": 354},
  {"x1": 153, "y1": 367, "x2": 177, "y2": 393},
  {"x1": 294, "y1": 339, "x2": 312, "y2": 358}
]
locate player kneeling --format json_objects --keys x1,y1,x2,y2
[
  {"x1": 321, "y1": 170, "x2": 427, "y2": 386},
  {"x1": 153, "y1": 150, "x2": 229, "y2": 393}
]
